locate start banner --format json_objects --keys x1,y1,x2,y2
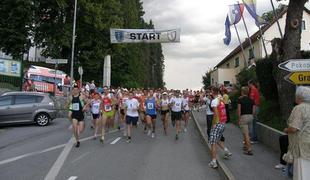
[{"x1": 110, "y1": 28, "x2": 181, "y2": 43}]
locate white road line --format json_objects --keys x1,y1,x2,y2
[
  {"x1": 0, "y1": 129, "x2": 120, "y2": 166},
  {"x1": 44, "y1": 137, "x2": 75, "y2": 180},
  {"x1": 68, "y1": 125, "x2": 72, "y2": 130},
  {"x1": 68, "y1": 176, "x2": 78, "y2": 180},
  {"x1": 71, "y1": 152, "x2": 90, "y2": 164},
  {"x1": 110, "y1": 137, "x2": 121, "y2": 144}
]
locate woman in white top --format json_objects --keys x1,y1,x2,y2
[{"x1": 87, "y1": 92, "x2": 101, "y2": 139}]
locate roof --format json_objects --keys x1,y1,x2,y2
[
  {"x1": 215, "y1": 7, "x2": 310, "y2": 68},
  {"x1": 1, "y1": 91, "x2": 48, "y2": 96}
]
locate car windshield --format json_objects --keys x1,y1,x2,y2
[{"x1": 30, "y1": 74, "x2": 62, "y2": 84}]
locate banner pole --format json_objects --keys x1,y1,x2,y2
[{"x1": 233, "y1": 24, "x2": 248, "y2": 67}]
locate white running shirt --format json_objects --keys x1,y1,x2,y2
[
  {"x1": 125, "y1": 98, "x2": 139, "y2": 117},
  {"x1": 170, "y1": 97, "x2": 183, "y2": 112}
]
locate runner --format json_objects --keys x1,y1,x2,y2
[
  {"x1": 66, "y1": 84, "x2": 88, "y2": 148},
  {"x1": 120, "y1": 90, "x2": 129, "y2": 136},
  {"x1": 160, "y1": 92, "x2": 170, "y2": 135},
  {"x1": 124, "y1": 91, "x2": 140, "y2": 143},
  {"x1": 145, "y1": 89, "x2": 158, "y2": 138},
  {"x1": 99, "y1": 86, "x2": 114, "y2": 143},
  {"x1": 139, "y1": 89, "x2": 147, "y2": 133},
  {"x1": 182, "y1": 92, "x2": 190, "y2": 133},
  {"x1": 208, "y1": 87, "x2": 232, "y2": 169},
  {"x1": 170, "y1": 90, "x2": 183, "y2": 140},
  {"x1": 87, "y1": 92, "x2": 101, "y2": 139}
]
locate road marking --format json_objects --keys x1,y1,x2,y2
[
  {"x1": 68, "y1": 176, "x2": 78, "y2": 180},
  {"x1": 68, "y1": 125, "x2": 72, "y2": 130},
  {"x1": 44, "y1": 137, "x2": 75, "y2": 180},
  {"x1": 0, "y1": 129, "x2": 120, "y2": 166},
  {"x1": 110, "y1": 137, "x2": 121, "y2": 144},
  {"x1": 71, "y1": 152, "x2": 90, "y2": 164}
]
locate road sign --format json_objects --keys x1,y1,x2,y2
[
  {"x1": 285, "y1": 71, "x2": 310, "y2": 85},
  {"x1": 278, "y1": 59, "x2": 310, "y2": 72},
  {"x1": 78, "y1": 66, "x2": 83, "y2": 75},
  {"x1": 45, "y1": 58, "x2": 68, "y2": 64}
]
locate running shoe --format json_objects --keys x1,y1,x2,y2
[
  {"x1": 144, "y1": 127, "x2": 148, "y2": 134},
  {"x1": 184, "y1": 128, "x2": 187, "y2": 133},
  {"x1": 151, "y1": 133, "x2": 155, "y2": 138},
  {"x1": 147, "y1": 130, "x2": 152, "y2": 136},
  {"x1": 75, "y1": 141, "x2": 80, "y2": 148},
  {"x1": 126, "y1": 138, "x2": 131, "y2": 143},
  {"x1": 208, "y1": 160, "x2": 218, "y2": 169},
  {"x1": 275, "y1": 164, "x2": 285, "y2": 170},
  {"x1": 175, "y1": 134, "x2": 179, "y2": 140},
  {"x1": 123, "y1": 131, "x2": 127, "y2": 137},
  {"x1": 224, "y1": 150, "x2": 233, "y2": 159},
  {"x1": 100, "y1": 136, "x2": 105, "y2": 144}
]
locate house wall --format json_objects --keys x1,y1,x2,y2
[{"x1": 210, "y1": 68, "x2": 236, "y2": 86}]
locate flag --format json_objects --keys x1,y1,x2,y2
[
  {"x1": 229, "y1": 4, "x2": 244, "y2": 25},
  {"x1": 242, "y1": 0, "x2": 265, "y2": 26},
  {"x1": 223, "y1": 15, "x2": 231, "y2": 45}
]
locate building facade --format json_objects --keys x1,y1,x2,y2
[{"x1": 211, "y1": 8, "x2": 310, "y2": 86}]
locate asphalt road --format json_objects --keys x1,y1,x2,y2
[{"x1": 0, "y1": 115, "x2": 221, "y2": 180}]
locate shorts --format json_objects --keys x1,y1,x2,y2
[
  {"x1": 161, "y1": 110, "x2": 170, "y2": 115},
  {"x1": 209, "y1": 123, "x2": 225, "y2": 145},
  {"x1": 92, "y1": 113, "x2": 100, "y2": 119},
  {"x1": 71, "y1": 111, "x2": 84, "y2": 122},
  {"x1": 171, "y1": 111, "x2": 182, "y2": 121},
  {"x1": 102, "y1": 111, "x2": 114, "y2": 118},
  {"x1": 115, "y1": 105, "x2": 119, "y2": 110},
  {"x1": 239, "y1": 114, "x2": 253, "y2": 135},
  {"x1": 146, "y1": 114, "x2": 157, "y2": 119},
  {"x1": 126, "y1": 116, "x2": 139, "y2": 125},
  {"x1": 183, "y1": 110, "x2": 190, "y2": 114},
  {"x1": 120, "y1": 109, "x2": 125, "y2": 115}
]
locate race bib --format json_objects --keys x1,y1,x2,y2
[
  {"x1": 175, "y1": 103, "x2": 181, "y2": 107},
  {"x1": 105, "y1": 105, "x2": 112, "y2": 111},
  {"x1": 72, "y1": 103, "x2": 80, "y2": 111},
  {"x1": 147, "y1": 103, "x2": 154, "y2": 109}
]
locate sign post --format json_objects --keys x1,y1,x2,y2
[
  {"x1": 279, "y1": 59, "x2": 310, "y2": 85},
  {"x1": 46, "y1": 58, "x2": 68, "y2": 95}
]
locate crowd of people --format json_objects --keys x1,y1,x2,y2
[{"x1": 64, "y1": 79, "x2": 310, "y2": 176}]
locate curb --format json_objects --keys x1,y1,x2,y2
[{"x1": 191, "y1": 111, "x2": 236, "y2": 180}]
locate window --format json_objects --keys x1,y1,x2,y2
[
  {"x1": 0, "y1": 96, "x2": 12, "y2": 106},
  {"x1": 224, "y1": 81, "x2": 230, "y2": 85},
  {"x1": 302, "y1": 20, "x2": 306, "y2": 30},
  {"x1": 36, "y1": 96, "x2": 44, "y2": 103},
  {"x1": 14, "y1": 95, "x2": 36, "y2": 105},
  {"x1": 249, "y1": 48, "x2": 255, "y2": 59},
  {"x1": 226, "y1": 63, "x2": 230, "y2": 68},
  {"x1": 235, "y1": 57, "x2": 239, "y2": 68}
]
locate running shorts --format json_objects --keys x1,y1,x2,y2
[
  {"x1": 126, "y1": 116, "x2": 139, "y2": 125},
  {"x1": 209, "y1": 123, "x2": 225, "y2": 145},
  {"x1": 146, "y1": 114, "x2": 157, "y2": 119},
  {"x1": 102, "y1": 111, "x2": 114, "y2": 118},
  {"x1": 92, "y1": 113, "x2": 100, "y2": 119},
  {"x1": 161, "y1": 110, "x2": 170, "y2": 115},
  {"x1": 171, "y1": 111, "x2": 182, "y2": 121}
]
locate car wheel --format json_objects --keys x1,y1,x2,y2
[{"x1": 35, "y1": 113, "x2": 50, "y2": 126}]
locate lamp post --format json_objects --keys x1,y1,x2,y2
[
  {"x1": 70, "y1": 0, "x2": 77, "y2": 86},
  {"x1": 152, "y1": 63, "x2": 156, "y2": 87}
]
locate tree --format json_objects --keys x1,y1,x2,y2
[
  {"x1": 273, "y1": 0, "x2": 308, "y2": 122},
  {"x1": 0, "y1": 0, "x2": 34, "y2": 59},
  {"x1": 202, "y1": 70, "x2": 212, "y2": 90}
]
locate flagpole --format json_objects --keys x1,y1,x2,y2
[
  {"x1": 270, "y1": 0, "x2": 283, "y2": 38},
  {"x1": 258, "y1": 26, "x2": 268, "y2": 57},
  {"x1": 238, "y1": 1, "x2": 255, "y2": 63},
  {"x1": 233, "y1": 24, "x2": 248, "y2": 68}
]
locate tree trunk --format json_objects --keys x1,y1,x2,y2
[{"x1": 274, "y1": 0, "x2": 308, "y2": 122}]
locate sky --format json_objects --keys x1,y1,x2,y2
[{"x1": 141, "y1": 0, "x2": 308, "y2": 90}]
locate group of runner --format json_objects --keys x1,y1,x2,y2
[{"x1": 66, "y1": 85, "x2": 196, "y2": 147}]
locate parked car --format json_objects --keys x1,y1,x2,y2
[{"x1": 0, "y1": 91, "x2": 57, "y2": 126}]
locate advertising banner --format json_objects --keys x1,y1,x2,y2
[
  {"x1": 110, "y1": 29, "x2": 181, "y2": 43},
  {"x1": 0, "y1": 58, "x2": 22, "y2": 77}
]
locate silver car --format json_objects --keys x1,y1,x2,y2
[{"x1": 0, "y1": 91, "x2": 57, "y2": 126}]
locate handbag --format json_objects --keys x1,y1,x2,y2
[{"x1": 283, "y1": 116, "x2": 310, "y2": 164}]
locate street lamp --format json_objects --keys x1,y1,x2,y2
[{"x1": 70, "y1": 0, "x2": 77, "y2": 86}]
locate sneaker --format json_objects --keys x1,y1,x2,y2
[
  {"x1": 275, "y1": 164, "x2": 285, "y2": 170},
  {"x1": 144, "y1": 127, "x2": 148, "y2": 134},
  {"x1": 126, "y1": 138, "x2": 131, "y2": 143},
  {"x1": 147, "y1": 130, "x2": 152, "y2": 136},
  {"x1": 151, "y1": 133, "x2": 155, "y2": 138},
  {"x1": 208, "y1": 160, "x2": 218, "y2": 169},
  {"x1": 250, "y1": 141, "x2": 259, "y2": 144},
  {"x1": 175, "y1": 134, "x2": 179, "y2": 140},
  {"x1": 100, "y1": 136, "x2": 105, "y2": 144},
  {"x1": 118, "y1": 126, "x2": 121, "y2": 130},
  {"x1": 123, "y1": 131, "x2": 127, "y2": 137},
  {"x1": 224, "y1": 150, "x2": 232, "y2": 159},
  {"x1": 75, "y1": 141, "x2": 80, "y2": 148},
  {"x1": 184, "y1": 128, "x2": 187, "y2": 133}
]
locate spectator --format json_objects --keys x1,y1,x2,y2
[
  {"x1": 63, "y1": 75, "x2": 71, "y2": 97},
  {"x1": 90, "y1": 80, "x2": 96, "y2": 94},
  {"x1": 222, "y1": 89, "x2": 231, "y2": 123},
  {"x1": 238, "y1": 87, "x2": 255, "y2": 155},
  {"x1": 275, "y1": 135, "x2": 289, "y2": 171},
  {"x1": 283, "y1": 86, "x2": 310, "y2": 179},
  {"x1": 248, "y1": 80, "x2": 260, "y2": 143}
]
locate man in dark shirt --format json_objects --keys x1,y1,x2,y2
[{"x1": 238, "y1": 86, "x2": 255, "y2": 155}]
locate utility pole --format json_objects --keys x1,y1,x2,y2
[{"x1": 70, "y1": 0, "x2": 77, "y2": 86}]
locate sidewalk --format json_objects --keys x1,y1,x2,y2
[{"x1": 192, "y1": 109, "x2": 289, "y2": 180}]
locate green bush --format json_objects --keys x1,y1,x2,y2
[
  {"x1": 236, "y1": 67, "x2": 257, "y2": 87},
  {"x1": 256, "y1": 57, "x2": 278, "y2": 101},
  {"x1": 258, "y1": 97, "x2": 286, "y2": 131}
]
